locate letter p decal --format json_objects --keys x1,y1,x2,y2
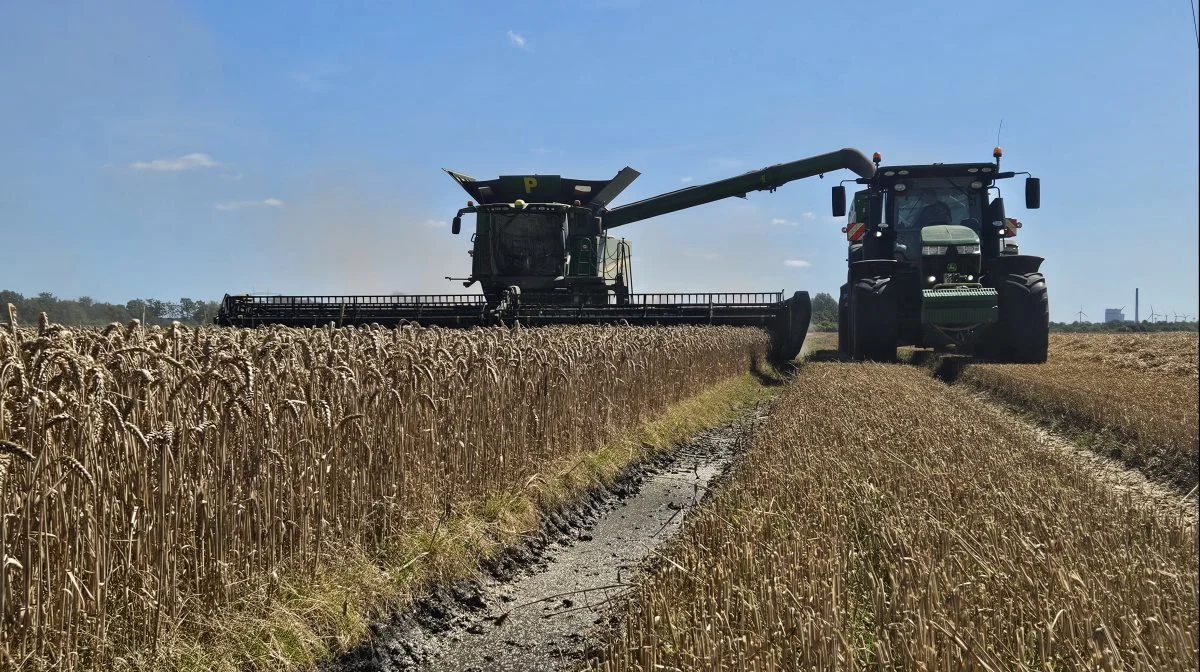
[{"x1": 523, "y1": 176, "x2": 538, "y2": 194}]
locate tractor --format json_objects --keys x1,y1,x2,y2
[{"x1": 831, "y1": 147, "x2": 1047, "y2": 362}]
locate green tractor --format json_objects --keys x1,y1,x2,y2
[{"x1": 831, "y1": 147, "x2": 1047, "y2": 363}]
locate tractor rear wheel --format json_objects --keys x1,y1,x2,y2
[
  {"x1": 988, "y1": 272, "x2": 1049, "y2": 363},
  {"x1": 849, "y1": 276, "x2": 897, "y2": 362}
]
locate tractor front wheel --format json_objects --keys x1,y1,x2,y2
[
  {"x1": 987, "y1": 272, "x2": 1049, "y2": 363},
  {"x1": 850, "y1": 276, "x2": 897, "y2": 362},
  {"x1": 837, "y1": 284, "x2": 850, "y2": 357}
]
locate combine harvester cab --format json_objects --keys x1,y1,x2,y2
[
  {"x1": 832, "y1": 148, "x2": 1047, "y2": 363},
  {"x1": 218, "y1": 148, "x2": 877, "y2": 363}
]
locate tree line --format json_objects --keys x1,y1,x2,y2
[{"x1": 1, "y1": 290, "x2": 221, "y2": 327}]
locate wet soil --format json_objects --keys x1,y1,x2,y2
[{"x1": 321, "y1": 405, "x2": 766, "y2": 672}]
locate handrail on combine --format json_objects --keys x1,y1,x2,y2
[{"x1": 626, "y1": 292, "x2": 783, "y2": 306}]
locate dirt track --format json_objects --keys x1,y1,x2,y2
[{"x1": 323, "y1": 405, "x2": 767, "y2": 672}]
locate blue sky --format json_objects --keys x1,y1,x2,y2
[{"x1": 1, "y1": 0, "x2": 1196, "y2": 322}]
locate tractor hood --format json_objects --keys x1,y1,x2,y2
[{"x1": 920, "y1": 225, "x2": 979, "y2": 246}]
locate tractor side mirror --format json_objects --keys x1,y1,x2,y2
[
  {"x1": 452, "y1": 215, "x2": 462, "y2": 235},
  {"x1": 832, "y1": 186, "x2": 847, "y2": 218},
  {"x1": 990, "y1": 197, "x2": 1007, "y2": 228},
  {"x1": 868, "y1": 193, "x2": 884, "y2": 228},
  {"x1": 1025, "y1": 177, "x2": 1041, "y2": 209}
]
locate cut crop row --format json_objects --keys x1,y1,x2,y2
[
  {"x1": 962, "y1": 333, "x2": 1199, "y2": 490},
  {"x1": 592, "y1": 362, "x2": 1198, "y2": 671}
]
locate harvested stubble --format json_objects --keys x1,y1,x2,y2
[
  {"x1": 594, "y1": 363, "x2": 1198, "y2": 671},
  {"x1": 1042, "y1": 333, "x2": 1198, "y2": 380},
  {"x1": 962, "y1": 333, "x2": 1199, "y2": 490},
  {"x1": 0, "y1": 315, "x2": 768, "y2": 670}
]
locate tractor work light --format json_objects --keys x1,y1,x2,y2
[
  {"x1": 927, "y1": 275, "x2": 937, "y2": 284},
  {"x1": 956, "y1": 244, "x2": 981, "y2": 254},
  {"x1": 893, "y1": 183, "x2": 908, "y2": 192},
  {"x1": 922, "y1": 245, "x2": 948, "y2": 256},
  {"x1": 970, "y1": 180, "x2": 984, "y2": 189}
]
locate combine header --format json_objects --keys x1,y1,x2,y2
[{"x1": 217, "y1": 148, "x2": 876, "y2": 362}]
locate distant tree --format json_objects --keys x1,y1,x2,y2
[
  {"x1": 811, "y1": 293, "x2": 837, "y2": 323},
  {"x1": 809, "y1": 292, "x2": 839, "y2": 332}
]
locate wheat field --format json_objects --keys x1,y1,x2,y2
[
  {"x1": 0, "y1": 314, "x2": 769, "y2": 670},
  {"x1": 963, "y1": 332, "x2": 1199, "y2": 489}
]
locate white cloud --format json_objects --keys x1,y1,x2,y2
[
  {"x1": 215, "y1": 198, "x2": 285, "y2": 212},
  {"x1": 289, "y1": 61, "x2": 349, "y2": 92},
  {"x1": 771, "y1": 213, "x2": 814, "y2": 226},
  {"x1": 680, "y1": 176, "x2": 694, "y2": 183},
  {"x1": 683, "y1": 249, "x2": 719, "y2": 261},
  {"x1": 507, "y1": 30, "x2": 528, "y2": 49},
  {"x1": 783, "y1": 259, "x2": 811, "y2": 268},
  {"x1": 131, "y1": 152, "x2": 221, "y2": 171},
  {"x1": 423, "y1": 219, "x2": 448, "y2": 228}
]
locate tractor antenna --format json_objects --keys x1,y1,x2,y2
[{"x1": 996, "y1": 119, "x2": 1004, "y2": 147}]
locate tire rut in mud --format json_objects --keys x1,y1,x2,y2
[{"x1": 320, "y1": 405, "x2": 768, "y2": 672}]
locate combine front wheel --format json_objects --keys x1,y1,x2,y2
[{"x1": 849, "y1": 276, "x2": 897, "y2": 362}]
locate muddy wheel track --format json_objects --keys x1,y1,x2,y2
[{"x1": 321, "y1": 403, "x2": 770, "y2": 672}]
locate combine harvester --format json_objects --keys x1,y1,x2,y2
[{"x1": 216, "y1": 148, "x2": 876, "y2": 362}]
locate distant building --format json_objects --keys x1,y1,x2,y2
[{"x1": 1104, "y1": 308, "x2": 1125, "y2": 323}]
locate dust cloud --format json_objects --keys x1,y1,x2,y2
[{"x1": 262, "y1": 181, "x2": 476, "y2": 297}]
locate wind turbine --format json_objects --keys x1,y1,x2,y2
[
  {"x1": 1148, "y1": 305, "x2": 1159, "y2": 322},
  {"x1": 1076, "y1": 306, "x2": 1088, "y2": 324}
]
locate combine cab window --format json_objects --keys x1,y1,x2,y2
[
  {"x1": 490, "y1": 212, "x2": 567, "y2": 276},
  {"x1": 893, "y1": 179, "x2": 983, "y2": 231}
]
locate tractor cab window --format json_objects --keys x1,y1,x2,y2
[{"x1": 892, "y1": 179, "x2": 983, "y2": 231}]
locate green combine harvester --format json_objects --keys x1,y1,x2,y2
[
  {"x1": 216, "y1": 148, "x2": 877, "y2": 362},
  {"x1": 831, "y1": 147, "x2": 1047, "y2": 362}
]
